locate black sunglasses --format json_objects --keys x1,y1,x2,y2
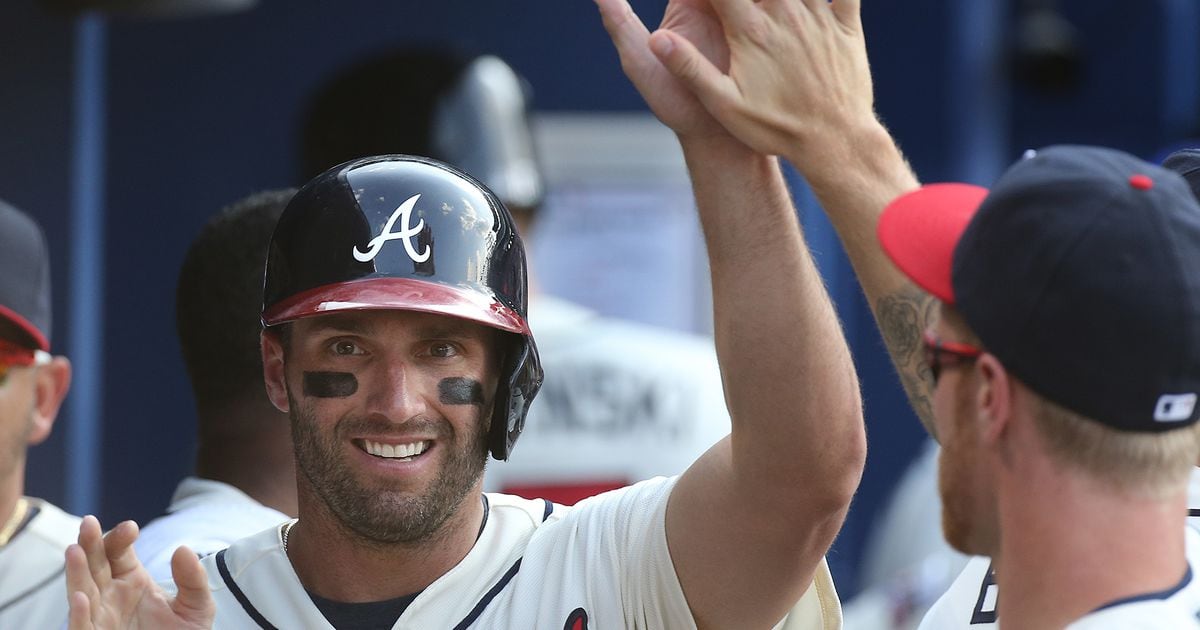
[{"x1": 922, "y1": 331, "x2": 983, "y2": 384}]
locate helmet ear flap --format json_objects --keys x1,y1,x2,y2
[{"x1": 488, "y1": 336, "x2": 542, "y2": 461}]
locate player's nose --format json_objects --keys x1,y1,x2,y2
[{"x1": 363, "y1": 360, "x2": 430, "y2": 422}]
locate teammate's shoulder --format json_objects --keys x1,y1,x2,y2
[
  {"x1": 1067, "y1": 600, "x2": 1200, "y2": 629},
  {"x1": 19, "y1": 497, "x2": 82, "y2": 548},
  {"x1": 918, "y1": 556, "x2": 996, "y2": 630}
]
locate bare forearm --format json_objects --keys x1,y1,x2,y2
[
  {"x1": 680, "y1": 136, "x2": 865, "y2": 506},
  {"x1": 786, "y1": 121, "x2": 938, "y2": 435},
  {"x1": 665, "y1": 137, "x2": 865, "y2": 629}
]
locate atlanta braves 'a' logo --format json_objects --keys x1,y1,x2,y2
[{"x1": 353, "y1": 194, "x2": 431, "y2": 263}]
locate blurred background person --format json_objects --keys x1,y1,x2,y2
[
  {"x1": 133, "y1": 189, "x2": 297, "y2": 580},
  {"x1": 0, "y1": 200, "x2": 75, "y2": 628}
]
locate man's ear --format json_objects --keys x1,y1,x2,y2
[
  {"x1": 261, "y1": 330, "x2": 290, "y2": 413},
  {"x1": 974, "y1": 353, "x2": 1011, "y2": 445},
  {"x1": 28, "y1": 355, "x2": 72, "y2": 446}
]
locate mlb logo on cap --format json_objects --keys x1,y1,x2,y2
[{"x1": 1155, "y1": 394, "x2": 1198, "y2": 423}]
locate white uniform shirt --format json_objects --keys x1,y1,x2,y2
[
  {"x1": 0, "y1": 498, "x2": 81, "y2": 629},
  {"x1": 1065, "y1": 600, "x2": 1200, "y2": 629},
  {"x1": 188, "y1": 477, "x2": 838, "y2": 629},
  {"x1": 485, "y1": 297, "x2": 730, "y2": 496},
  {"x1": 919, "y1": 468, "x2": 1200, "y2": 628},
  {"x1": 135, "y1": 477, "x2": 290, "y2": 582}
]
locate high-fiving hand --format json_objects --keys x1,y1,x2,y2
[
  {"x1": 636, "y1": 0, "x2": 877, "y2": 167},
  {"x1": 595, "y1": 0, "x2": 746, "y2": 147},
  {"x1": 65, "y1": 516, "x2": 215, "y2": 630}
]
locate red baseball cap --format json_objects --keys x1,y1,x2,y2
[{"x1": 877, "y1": 183, "x2": 987, "y2": 305}]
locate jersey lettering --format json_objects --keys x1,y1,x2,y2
[{"x1": 970, "y1": 561, "x2": 998, "y2": 624}]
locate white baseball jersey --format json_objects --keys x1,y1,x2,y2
[
  {"x1": 919, "y1": 467, "x2": 1200, "y2": 628},
  {"x1": 187, "y1": 476, "x2": 838, "y2": 629},
  {"x1": 0, "y1": 497, "x2": 81, "y2": 629},
  {"x1": 135, "y1": 477, "x2": 290, "y2": 582},
  {"x1": 1065, "y1": 599, "x2": 1200, "y2": 629}
]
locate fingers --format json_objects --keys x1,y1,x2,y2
[
  {"x1": 595, "y1": 0, "x2": 650, "y2": 53},
  {"x1": 67, "y1": 589, "x2": 93, "y2": 630},
  {"x1": 77, "y1": 516, "x2": 113, "y2": 590},
  {"x1": 170, "y1": 545, "x2": 216, "y2": 622},
  {"x1": 66, "y1": 544, "x2": 100, "y2": 628},
  {"x1": 648, "y1": 29, "x2": 739, "y2": 114},
  {"x1": 102, "y1": 520, "x2": 143, "y2": 577},
  {"x1": 594, "y1": 0, "x2": 657, "y2": 83}
]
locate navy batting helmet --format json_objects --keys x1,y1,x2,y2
[{"x1": 263, "y1": 154, "x2": 542, "y2": 460}]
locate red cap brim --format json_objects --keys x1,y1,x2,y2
[
  {"x1": 878, "y1": 184, "x2": 989, "y2": 305},
  {"x1": 0, "y1": 304, "x2": 49, "y2": 351},
  {"x1": 261, "y1": 277, "x2": 530, "y2": 335}
]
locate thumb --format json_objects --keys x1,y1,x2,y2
[
  {"x1": 648, "y1": 29, "x2": 739, "y2": 113},
  {"x1": 170, "y1": 546, "x2": 215, "y2": 622}
]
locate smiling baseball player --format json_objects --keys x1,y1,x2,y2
[{"x1": 66, "y1": 128, "x2": 858, "y2": 629}]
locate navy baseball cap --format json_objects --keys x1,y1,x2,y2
[
  {"x1": 1163, "y1": 148, "x2": 1200, "y2": 197},
  {"x1": 879, "y1": 145, "x2": 1200, "y2": 432},
  {"x1": 0, "y1": 200, "x2": 51, "y2": 351}
]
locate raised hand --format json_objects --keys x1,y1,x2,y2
[
  {"x1": 642, "y1": 0, "x2": 939, "y2": 433},
  {"x1": 645, "y1": 0, "x2": 877, "y2": 166},
  {"x1": 595, "y1": 0, "x2": 746, "y2": 146},
  {"x1": 66, "y1": 515, "x2": 215, "y2": 630}
]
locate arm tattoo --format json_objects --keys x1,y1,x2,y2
[{"x1": 875, "y1": 286, "x2": 938, "y2": 438}]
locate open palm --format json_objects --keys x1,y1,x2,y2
[{"x1": 66, "y1": 517, "x2": 214, "y2": 630}]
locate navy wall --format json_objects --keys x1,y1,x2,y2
[{"x1": 7, "y1": 0, "x2": 1199, "y2": 597}]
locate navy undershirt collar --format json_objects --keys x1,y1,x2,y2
[{"x1": 1091, "y1": 566, "x2": 1193, "y2": 613}]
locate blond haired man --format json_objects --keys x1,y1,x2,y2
[{"x1": 612, "y1": 0, "x2": 1200, "y2": 626}]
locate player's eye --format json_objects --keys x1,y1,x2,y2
[
  {"x1": 428, "y1": 342, "x2": 459, "y2": 358},
  {"x1": 331, "y1": 340, "x2": 364, "y2": 356}
]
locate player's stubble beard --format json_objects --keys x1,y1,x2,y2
[
  {"x1": 288, "y1": 391, "x2": 490, "y2": 547},
  {"x1": 0, "y1": 383, "x2": 36, "y2": 485},
  {"x1": 938, "y1": 376, "x2": 992, "y2": 557}
]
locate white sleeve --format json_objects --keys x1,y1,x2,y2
[{"x1": 531, "y1": 476, "x2": 696, "y2": 629}]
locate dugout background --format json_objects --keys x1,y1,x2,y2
[{"x1": 2, "y1": 0, "x2": 1197, "y2": 598}]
